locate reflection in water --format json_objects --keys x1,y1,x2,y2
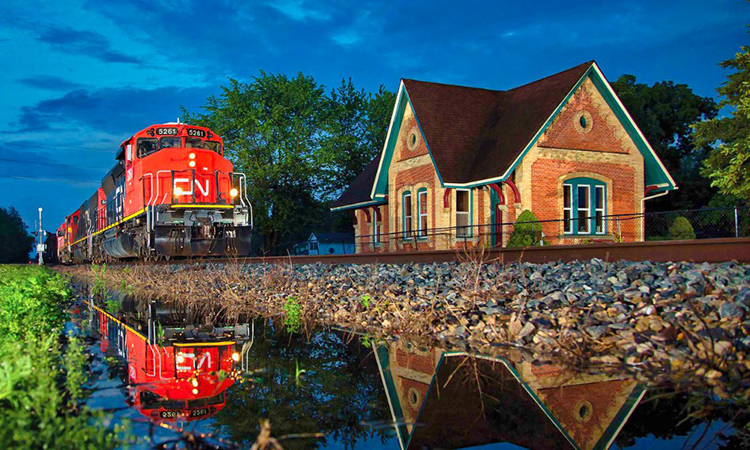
[
  {"x1": 77, "y1": 289, "x2": 745, "y2": 449},
  {"x1": 375, "y1": 342, "x2": 643, "y2": 450},
  {"x1": 86, "y1": 292, "x2": 250, "y2": 425}
]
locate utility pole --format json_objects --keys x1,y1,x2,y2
[{"x1": 37, "y1": 207, "x2": 44, "y2": 265}]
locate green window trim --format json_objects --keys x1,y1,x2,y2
[
  {"x1": 455, "y1": 189, "x2": 473, "y2": 238},
  {"x1": 417, "y1": 188, "x2": 428, "y2": 240},
  {"x1": 402, "y1": 190, "x2": 413, "y2": 240},
  {"x1": 563, "y1": 177, "x2": 607, "y2": 236}
]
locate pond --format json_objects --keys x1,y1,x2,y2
[{"x1": 70, "y1": 288, "x2": 748, "y2": 449}]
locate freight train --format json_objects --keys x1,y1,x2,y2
[{"x1": 57, "y1": 123, "x2": 252, "y2": 262}]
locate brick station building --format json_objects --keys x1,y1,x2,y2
[{"x1": 332, "y1": 61, "x2": 676, "y2": 253}]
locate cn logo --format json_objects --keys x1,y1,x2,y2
[{"x1": 174, "y1": 178, "x2": 210, "y2": 196}]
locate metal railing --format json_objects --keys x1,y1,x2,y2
[{"x1": 352, "y1": 206, "x2": 750, "y2": 252}]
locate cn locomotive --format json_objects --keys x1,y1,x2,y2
[{"x1": 57, "y1": 123, "x2": 252, "y2": 262}]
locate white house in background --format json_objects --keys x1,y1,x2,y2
[{"x1": 299, "y1": 232, "x2": 355, "y2": 255}]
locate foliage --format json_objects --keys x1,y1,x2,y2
[
  {"x1": 611, "y1": 75, "x2": 719, "y2": 210},
  {"x1": 183, "y1": 73, "x2": 394, "y2": 252},
  {"x1": 0, "y1": 266, "x2": 117, "y2": 448},
  {"x1": 0, "y1": 206, "x2": 35, "y2": 263},
  {"x1": 668, "y1": 216, "x2": 696, "y2": 240},
  {"x1": 91, "y1": 263, "x2": 107, "y2": 298},
  {"x1": 283, "y1": 296, "x2": 303, "y2": 333},
  {"x1": 694, "y1": 45, "x2": 750, "y2": 203},
  {"x1": 360, "y1": 294, "x2": 372, "y2": 310},
  {"x1": 507, "y1": 210, "x2": 546, "y2": 247}
]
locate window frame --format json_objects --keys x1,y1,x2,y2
[
  {"x1": 563, "y1": 178, "x2": 607, "y2": 236},
  {"x1": 372, "y1": 208, "x2": 381, "y2": 246},
  {"x1": 417, "y1": 188, "x2": 428, "y2": 239},
  {"x1": 455, "y1": 189, "x2": 472, "y2": 238},
  {"x1": 402, "y1": 191, "x2": 413, "y2": 240}
]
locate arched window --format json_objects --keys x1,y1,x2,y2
[
  {"x1": 455, "y1": 189, "x2": 472, "y2": 237},
  {"x1": 402, "y1": 191, "x2": 412, "y2": 239},
  {"x1": 417, "y1": 188, "x2": 428, "y2": 238},
  {"x1": 563, "y1": 178, "x2": 606, "y2": 235}
]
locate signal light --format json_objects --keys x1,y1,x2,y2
[
  {"x1": 230, "y1": 188, "x2": 239, "y2": 198},
  {"x1": 189, "y1": 153, "x2": 196, "y2": 159},
  {"x1": 188, "y1": 160, "x2": 196, "y2": 168},
  {"x1": 174, "y1": 186, "x2": 184, "y2": 197}
]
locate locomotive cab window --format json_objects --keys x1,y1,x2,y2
[
  {"x1": 137, "y1": 138, "x2": 159, "y2": 157},
  {"x1": 205, "y1": 141, "x2": 222, "y2": 154},
  {"x1": 160, "y1": 137, "x2": 182, "y2": 149},
  {"x1": 185, "y1": 137, "x2": 203, "y2": 148}
]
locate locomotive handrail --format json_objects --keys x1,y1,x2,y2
[{"x1": 142, "y1": 173, "x2": 154, "y2": 244}]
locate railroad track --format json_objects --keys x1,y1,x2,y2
[{"x1": 114, "y1": 237, "x2": 750, "y2": 266}]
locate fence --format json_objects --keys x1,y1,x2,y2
[{"x1": 353, "y1": 206, "x2": 750, "y2": 253}]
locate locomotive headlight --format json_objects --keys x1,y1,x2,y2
[
  {"x1": 176, "y1": 354, "x2": 186, "y2": 364},
  {"x1": 174, "y1": 186, "x2": 184, "y2": 197},
  {"x1": 229, "y1": 188, "x2": 239, "y2": 198},
  {"x1": 231, "y1": 352, "x2": 240, "y2": 362},
  {"x1": 192, "y1": 388, "x2": 199, "y2": 395},
  {"x1": 189, "y1": 152, "x2": 196, "y2": 160},
  {"x1": 188, "y1": 160, "x2": 196, "y2": 168},
  {"x1": 191, "y1": 378, "x2": 199, "y2": 387}
]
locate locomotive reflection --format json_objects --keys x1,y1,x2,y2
[{"x1": 89, "y1": 296, "x2": 252, "y2": 423}]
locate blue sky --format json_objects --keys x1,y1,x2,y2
[{"x1": 0, "y1": 0, "x2": 747, "y2": 237}]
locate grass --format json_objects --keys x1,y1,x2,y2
[
  {"x1": 0, "y1": 265, "x2": 117, "y2": 448},
  {"x1": 284, "y1": 295, "x2": 303, "y2": 333}
]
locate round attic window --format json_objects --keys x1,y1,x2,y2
[
  {"x1": 574, "y1": 400, "x2": 593, "y2": 423},
  {"x1": 574, "y1": 111, "x2": 593, "y2": 134},
  {"x1": 407, "y1": 127, "x2": 420, "y2": 150}
]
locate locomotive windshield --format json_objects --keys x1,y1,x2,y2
[
  {"x1": 205, "y1": 141, "x2": 221, "y2": 154},
  {"x1": 160, "y1": 137, "x2": 181, "y2": 149},
  {"x1": 138, "y1": 138, "x2": 159, "y2": 157}
]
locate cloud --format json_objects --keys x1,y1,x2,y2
[
  {"x1": 38, "y1": 26, "x2": 142, "y2": 64},
  {"x1": 18, "y1": 75, "x2": 85, "y2": 91},
  {"x1": 16, "y1": 85, "x2": 217, "y2": 134},
  {"x1": 265, "y1": 0, "x2": 333, "y2": 22}
]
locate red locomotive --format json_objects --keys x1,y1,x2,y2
[{"x1": 57, "y1": 123, "x2": 252, "y2": 262}]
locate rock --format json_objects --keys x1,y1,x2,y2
[
  {"x1": 518, "y1": 322, "x2": 536, "y2": 340},
  {"x1": 714, "y1": 341, "x2": 733, "y2": 356},
  {"x1": 719, "y1": 302, "x2": 744, "y2": 320}
]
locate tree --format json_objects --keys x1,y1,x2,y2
[
  {"x1": 0, "y1": 206, "x2": 34, "y2": 263},
  {"x1": 611, "y1": 75, "x2": 718, "y2": 210},
  {"x1": 694, "y1": 45, "x2": 750, "y2": 203},
  {"x1": 507, "y1": 210, "x2": 545, "y2": 247},
  {"x1": 184, "y1": 73, "x2": 394, "y2": 253}
]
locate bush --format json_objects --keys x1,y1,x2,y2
[
  {"x1": 507, "y1": 210, "x2": 547, "y2": 247},
  {"x1": 668, "y1": 216, "x2": 696, "y2": 240}
]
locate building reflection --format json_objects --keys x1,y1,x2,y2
[{"x1": 374, "y1": 341, "x2": 644, "y2": 450}]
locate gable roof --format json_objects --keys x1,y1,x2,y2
[
  {"x1": 309, "y1": 232, "x2": 354, "y2": 243},
  {"x1": 403, "y1": 60, "x2": 593, "y2": 184},
  {"x1": 332, "y1": 61, "x2": 676, "y2": 211}
]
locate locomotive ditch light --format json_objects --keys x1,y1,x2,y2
[
  {"x1": 176, "y1": 353, "x2": 186, "y2": 364},
  {"x1": 229, "y1": 188, "x2": 239, "y2": 198},
  {"x1": 174, "y1": 186, "x2": 184, "y2": 197},
  {"x1": 188, "y1": 160, "x2": 196, "y2": 168},
  {"x1": 191, "y1": 378, "x2": 199, "y2": 387},
  {"x1": 192, "y1": 388, "x2": 199, "y2": 395},
  {"x1": 231, "y1": 352, "x2": 240, "y2": 362}
]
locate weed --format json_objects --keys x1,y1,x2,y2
[
  {"x1": 295, "y1": 359, "x2": 307, "y2": 387},
  {"x1": 106, "y1": 298, "x2": 121, "y2": 313},
  {"x1": 91, "y1": 263, "x2": 108, "y2": 298},
  {"x1": 64, "y1": 335, "x2": 87, "y2": 406},
  {"x1": 360, "y1": 333, "x2": 373, "y2": 348},
  {"x1": 283, "y1": 296, "x2": 303, "y2": 333},
  {"x1": 360, "y1": 294, "x2": 372, "y2": 310}
]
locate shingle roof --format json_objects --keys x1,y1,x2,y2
[
  {"x1": 404, "y1": 60, "x2": 593, "y2": 184},
  {"x1": 310, "y1": 232, "x2": 354, "y2": 243},
  {"x1": 332, "y1": 61, "x2": 594, "y2": 209},
  {"x1": 331, "y1": 152, "x2": 382, "y2": 208}
]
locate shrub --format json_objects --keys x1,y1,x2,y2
[
  {"x1": 669, "y1": 216, "x2": 696, "y2": 240},
  {"x1": 507, "y1": 210, "x2": 547, "y2": 247},
  {"x1": 283, "y1": 296, "x2": 303, "y2": 333}
]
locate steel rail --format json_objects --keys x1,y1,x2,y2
[{"x1": 102, "y1": 237, "x2": 750, "y2": 266}]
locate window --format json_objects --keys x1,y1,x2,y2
[
  {"x1": 403, "y1": 191, "x2": 412, "y2": 238},
  {"x1": 563, "y1": 178, "x2": 606, "y2": 235},
  {"x1": 160, "y1": 137, "x2": 182, "y2": 149},
  {"x1": 137, "y1": 138, "x2": 159, "y2": 157},
  {"x1": 373, "y1": 209, "x2": 381, "y2": 245},
  {"x1": 456, "y1": 189, "x2": 471, "y2": 237},
  {"x1": 185, "y1": 137, "x2": 203, "y2": 148},
  {"x1": 309, "y1": 240, "x2": 318, "y2": 252},
  {"x1": 205, "y1": 141, "x2": 222, "y2": 154},
  {"x1": 417, "y1": 189, "x2": 428, "y2": 238},
  {"x1": 563, "y1": 185, "x2": 573, "y2": 233}
]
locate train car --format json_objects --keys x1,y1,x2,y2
[
  {"x1": 91, "y1": 301, "x2": 249, "y2": 422},
  {"x1": 58, "y1": 123, "x2": 253, "y2": 262}
]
